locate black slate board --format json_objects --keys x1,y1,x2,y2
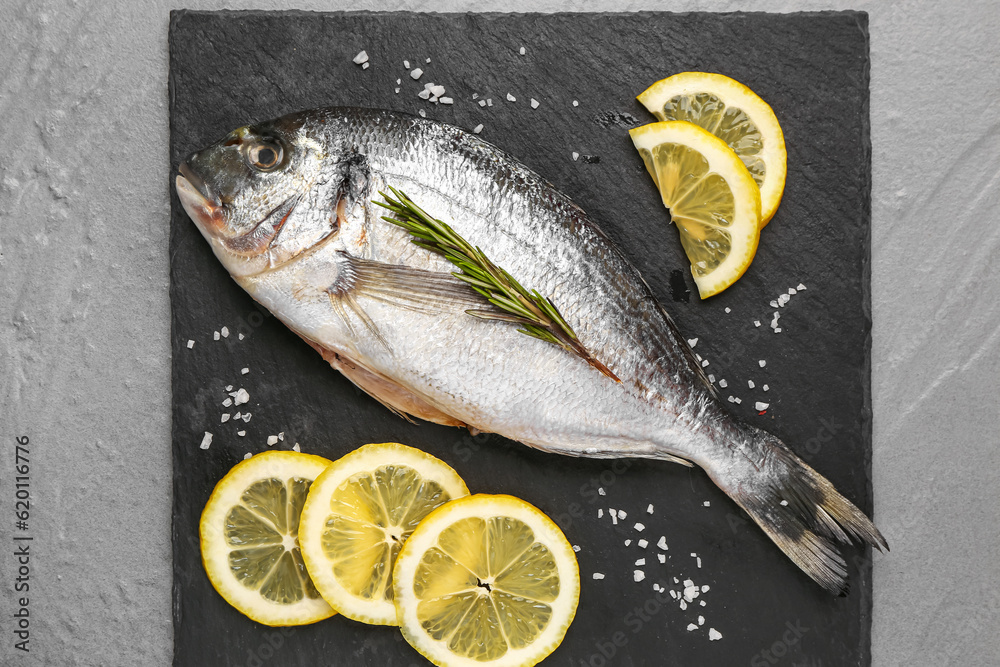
[{"x1": 169, "y1": 10, "x2": 873, "y2": 666}]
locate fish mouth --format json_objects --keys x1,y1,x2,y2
[{"x1": 176, "y1": 162, "x2": 226, "y2": 236}]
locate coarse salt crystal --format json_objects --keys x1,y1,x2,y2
[
  {"x1": 763, "y1": 384, "x2": 769, "y2": 391},
  {"x1": 242, "y1": 413, "x2": 252, "y2": 422},
  {"x1": 597, "y1": 508, "x2": 603, "y2": 518},
  {"x1": 669, "y1": 590, "x2": 678, "y2": 599},
  {"x1": 186, "y1": 339, "x2": 195, "y2": 349},
  {"x1": 238, "y1": 333, "x2": 244, "y2": 340},
  {"x1": 703, "y1": 501, "x2": 710, "y2": 507},
  {"x1": 418, "y1": 89, "x2": 431, "y2": 100},
  {"x1": 472, "y1": 92, "x2": 479, "y2": 99},
  {"x1": 734, "y1": 397, "x2": 742, "y2": 404},
  {"x1": 624, "y1": 539, "x2": 632, "y2": 546},
  {"x1": 701, "y1": 359, "x2": 709, "y2": 367},
  {"x1": 572, "y1": 152, "x2": 579, "y2": 161},
  {"x1": 697, "y1": 557, "x2": 702, "y2": 568},
  {"x1": 292, "y1": 443, "x2": 301, "y2": 452},
  {"x1": 754, "y1": 320, "x2": 761, "y2": 327},
  {"x1": 199, "y1": 432, "x2": 212, "y2": 450},
  {"x1": 418, "y1": 110, "x2": 426, "y2": 118},
  {"x1": 719, "y1": 379, "x2": 728, "y2": 388},
  {"x1": 440, "y1": 97, "x2": 453, "y2": 105},
  {"x1": 797, "y1": 283, "x2": 806, "y2": 290},
  {"x1": 394, "y1": 87, "x2": 400, "y2": 94},
  {"x1": 755, "y1": 401, "x2": 769, "y2": 411},
  {"x1": 361, "y1": 62, "x2": 369, "y2": 70},
  {"x1": 674, "y1": 577, "x2": 680, "y2": 584},
  {"x1": 220, "y1": 327, "x2": 229, "y2": 338},
  {"x1": 519, "y1": 46, "x2": 526, "y2": 55},
  {"x1": 213, "y1": 331, "x2": 220, "y2": 340},
  {"x1": 701, "y1": 585, "x2": 710, "y2": 592},
  {"x1": 691, "y1": 552, "x2": 697, "y2": 558},
  {"x1": 724, "y1": 307, "x2": 731, "y2": 313},
  {"x1": 352, "y1": 50, "x2": 368, "y2": 64},
  {"x1": 430, "y1": 85, "x2": 446, "y2": 97},
  {"x1": 221, "y1": 414, "x2": 230, "y2": 423},
  {"x1": 638, "y1": 539, "x2": 648, "y2": 548},
  {"x1": 598, "y1": 487, "x2": 606, "y2": 496},
  {"x1": 397, "y1": 78, "x2": 402, "y2": 85},
  {"x1": 780, "y1": 499, "x2": 788, "y2": 506},
  {"x1": 267, "y1": 435, "x2": 278, "y2": 446},
  {"x1": 657, "y1": 536, "x2": 668, "y2": 550},
  {"x1": 679, "y1": 599, "x2": 688, "y2": 610},
  {"x1": 403, "y1": 60, "x2": 410, "y2": 68},
  {"x1": 653, "y1": 583, "x2": 661, "y2": 592},
  {"x1": 241, "y1": 367, "x2": 249, "y2": 375},
  {"x1": 572, "y1": 544, "x2": 580, "y2": 552},
  {"x1": 226, "y1": 385, "x2": 234, "y2": 392},
  {"x1": 769, "y1": 300, "x2": 778, "y2": 308},
  {"x1": 727, "y1": 396, "x2": 735, "y2": 403},
  {"x1": 700, "y1": 600, "x2": 706, "y2": 606},
  {"x1": 278, "y1": 432, "x2": 284, "y2": 441},
  {"x1": 708, "y1": 374, "x2": 715, "y2": 383},
  {"x1": 506, "y1": 93, "x2": 516, "y2": 102},
  {"x1": 687, "y1": 623, "x2": 698, "y2": 631},
  {"x1": 530, "y1": 98, "x2": 539, "y2": 109},
  {"x1": 657, "y1": 553, "x2": 666, "y2": 563},
  {"x1": 425, "y1": 57, "x2": 431, "y2": 63},
  {"x1": 759, "y1": 360, "x2": 766, "y2": 367},
  {"x1": 237, "y1": 430, "x2": 246, "y2": 437},
  {"x1": 684, "y1": 585, "x2": 699, "y2": 601},
  {"x1": 593, "y1": 573, "x2": 605, "y2": 580},
  {"x1": 222, "y1": 398, "x2": 232, "y2": 408},
  {"x1": 696, "y1": 354, "x2": 702, "y2": 362},
  {"x1": 478, "y1": 100, "x2": 487, "y2": 107},
  {"x1": 243, "y1": 452, "x2": 252, "y2": 460},
  {"x1": 634, "y1": 570, "x2": 645, "y2": 582},
  {"x1": 487, "y1": 98, "x2": 493, "y2": 107},
  {"x1": 647, "y1": 504, "x2": 654, "y2": 514},
  {"x1": 233, "y1": 412, "x2": 241, "y2": 420},
  {"x1": 234, "y1": 388, "x2": 249, "y2": 405},
  {"x1": 687, "y1": 338, "x2": 698, "y2": 347},
  {"x1": 774, "y1": 328, "x2": 782, "y2": 333},
  {"x1": 748, "y1": 380, "x2": 755, "y2": 388},
  {"x1": 788, "y1": 288, "x2": 797, "y2": 295},
  {"x1": 635, "y1": 558, "x2": 645, "y2": 566},
  {"x1": 572, "y1": 100, "x2": 579, "y2": 107},
  {"x1": 410, "y1": 68, "x2": 423, "y2": 79},
  {"x1": 634, "y1": 522, "x2": 645, "y2": 532},
  {"x1": 698, "y1": 615, "x2": 705, "y2": 625},
  {"x1": 618, "y1": 510, "x2": 627, "y2": 519},
  {"x1": 709, "y1": 628, "x2": 722, "y2": 641}
]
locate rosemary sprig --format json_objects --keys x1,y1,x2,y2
[{"x1": 374, "y1": 187, "x2": 620, "y2": 383}]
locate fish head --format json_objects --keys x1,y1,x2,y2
[{"x1": 176, "y1": 115, "x2": 341, "y2": 277}]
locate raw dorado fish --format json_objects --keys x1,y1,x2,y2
[{"x1": 176, "y1": 107, "x2": 886, "y2": 594}]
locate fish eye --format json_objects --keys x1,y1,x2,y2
[{"x1": 246, "y1": 140, "x2": 283, "y2": 172}]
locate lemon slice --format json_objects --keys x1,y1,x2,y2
[
  {"x1": 298, "y1": 442, "x2": 469, "y2": 625},
  {"x1": 200, "y1": 450, "x2": 335, "y2": 626},
  {"x1": 393, "y1": 494, "x2": 580, "y2": 667},
  {"x1": 630, "y1": 120, "x2": 761, "y2": 299},
  {"x1": 637, "y1": 71, "x2": 786, "y2": 225}
]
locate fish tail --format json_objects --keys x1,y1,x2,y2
[{"x1": 708, "y1": 426, "x2": 888, "y2": 595}]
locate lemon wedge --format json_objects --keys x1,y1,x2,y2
[
  {"x1": 637, "y1": 71, "x2": 786, "y2": 225},
  {"x1": 393, "y1": 494, "x2": 580, "y2": 667},
  {"x1": 630, "y1": 120, "x2": 761, "y2": 299},
  {"x1": 298, "y1": 442, "x2": 469, "y2": 626},
  {"x1": 199, "y1": 450, "x2": 335, "y2": 626}
]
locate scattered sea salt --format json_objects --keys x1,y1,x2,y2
[
  {"x1": 243, "y1": 452, "x2": 252, "y2": 460},
  {"x1": 519, "y1": 46, "x2": 526, "y2": 55},
  {"x1": 697, "y1": 557, "x2": 702, "y2": 568},
  {"x1": 618, "y1": 510, "x2": 627, "y2": 520},
  {"x1": 638, "y1": 539, "x2": 648, "y2": 548},
  {"x1": 221, "y1": 414, "x2": 230, "y2": 423},
  {"x1": 213, "y1": 331, "x2": 220, "y2": 340},
  {"x1": 572, "y1": 100, "x2": 579, "y2": 107},
  {"x1": 267, "y1": 435, "x2": 278, "y2": 446},
  {"x1": 669, "y1": 590, "x2": 678, "y2": 599},
  {"x1": 727, "y1": 396, "x2": 735, "y2": 403},
  {"x1": 478, "y1": 100, "x2": 487, "y2": 107},
  {"x1": 418, "y1": 110, "x2": 426, "y2": 118},
  {"x1": 724, "y1": 307, "x2": 731, "y2": 313},
  {"x1": 755, "y1": 402, "x2": 769, "y2": 411},
  {"x1": 242, "y1": 413, "x2": 252, "y2": 423},
  {"x1": 429, "y1": 84, "x2": 446, "y2": 97},
  {"x1": 719, "y1": 379, "x2": 728, "y2": 388},
  {"x1": 403, "y1": 59, "x2": 410, "y2": 68},
  {"x1": 362, "y1": 62, "x2": 369, "y2": 70},
  {"x1": 233, "y1": 388, "x2": 250, "y2": 406},
  {"x1": 410, "y1": 68, "x2": 423, "y2": 80},
  {"x1": 698, "y1": 615, "x2": 705, "y2": 625},
  {"x1": 226, "y1": 385, "x2": 233, "y2": 391},
  {"x1": 199, "y1": 432, "x2": 212, "y2": 450},
  {"x1": 472, "y1": 92, "x2": 479, "y2": 99},
  {"x1": 687, "y1": 623, "x2": 698, "y2": 631},
  {"x1": 186, "y1": 339, "x2": 195, "y2": 349},
  {"x1": 237, "y1": 430, "x2": 246, "y2": 437},
  {"x1": 679, "y1": 599, "x2": 688, "y2": 610},
  {"x1": 487, "y1": 98, "x2": 493, "y2": 107},
  {"x1": 701, "y1": 359, "x2": 709, "y2": 367},
  {"x1": 530, "y1": 98, "x2": 539, "y2": 109},
  {"x1": 425, "y1": 57, "x2": 431, "y2": 63},
  {"x1": 759, "y1": 359, "x2": 766, "y2": 367},
  {"x1": 700, "y1": 600, "x2": 706, "y2": 607},
  {"x1": 593, "y1": 573, "x2": 605, "y2": 580},
  {"x1": 657, "y1": 553, "x2": 666, "y2": 563},
  {"x1": 647, "y1": 504, "x2": 654, "y2": 514},
  {"x1": 222, "y1": 398, "x2": 232, "y2": 408},
  {"x1": 440, "y1": 97, "x2": 453, "y2": 105},
  {"x1": 703, "y1": 501, "x2": 710, "y2": 507},
  {"x1": 709, "y1": 628, "x2": 722, "y2": 641},
  {"x1": 609, "y1": 509, "x2": 618, "y2": 525},
  {"x1": 763, "y1": 384, "x2": 769, "y2": 391},
  {"x1": 754, "y1": 320, "x2": 761, "y2": 327},
  {"x1": 233, "y1": 412, "x2": 241, "y2": 420},
  {"x1": 797, "y1": 283, "x2": 806, "y2": 290},
  {"x1": 597, "y1": 509, "x2": 603, "y2": 518},
  {"x1": 506, "y1": 93, "x2": 516, "y2": 102},
  {"x1": 394, "y1": 87, "x2": 400, "y2": 94},
  {"x1": 634, "y1": 570, "x2": 645, "y2": 582},
  {"x1": 769, "y1": 300, "x2": 778, "y2": 308},
  {"x1": 572, "y1": 152, "x2": 579, "y2": 161},
  {"x1": 701, "y1": 585, "x2": 710, "y2": 593},
  {"x1": 352, "y1": 51, "x2": 369, "y2": 64},
  {"x1": 748, "y1": 380, "x2": 755, "y2": 389},
  {"x1": 634, "y1": 522, "x2": 645, "y2": 532},
  {"x1": 775, "y1": 328, "x2": 782, "y2": 333},
  {"x1": 238, "y1": 333, "x2": 244, "y2": 340},
  {"x1": 657, "y1": 536, "x2": 668, "y2": 550},
  {"x1": 278, "y1": 432, "x2": 284, "y2": 441},
  {"x1": 624, "y1": 539, "x2": 632, "y2": 546},
  {"x1": 397, "y1": 78, "x2": 402, "y2": 85},
  {"x1": 241, "y1": 367, "x2": 249, "y2": 375},
  {"x1": 292, "y1": 443, "x2": 301, "y2": 452},
  {"x1": 635, "y1": 558, "x2": 645, "y2": 566},
  {"x1": 572, "y1": 545, "x2": 581, "y2": 552},
  {"x1": 418, "y1": 89, "x2": 431, "y2": 100},
  {"x1": 780, "y1": 499, "x2": 788, "y2": 506},
  {"x1": 734, "y1": 397, "x2": 742, "y2": 404},
  {"x1": 708, "y1": 374, "x2": 715, "y2": 383},
  {"x1": 221, "y1": 326, "x2": 229, "y2": 337},
  {"x1": 598, "y1": 487, "x2": 606, "y2": 496},
  {"x1": 687, "y1": 337, "x2": 698, "y2": 347}
]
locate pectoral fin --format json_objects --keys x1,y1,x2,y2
[{"x1": 317, "y1": 252, "x2": 493, "y2": 348}]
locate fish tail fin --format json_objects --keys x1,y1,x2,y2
[{"x1": 708, "y1": 427, "x2": 888, "y2": 595}]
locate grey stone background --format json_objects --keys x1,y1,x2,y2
[{"x1": 0, "y1": 0, "x2": 996, "y2": 665}]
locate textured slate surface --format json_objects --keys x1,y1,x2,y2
[{"x1": 169, "y1": 10, "x2": 872, "y2": 666}]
